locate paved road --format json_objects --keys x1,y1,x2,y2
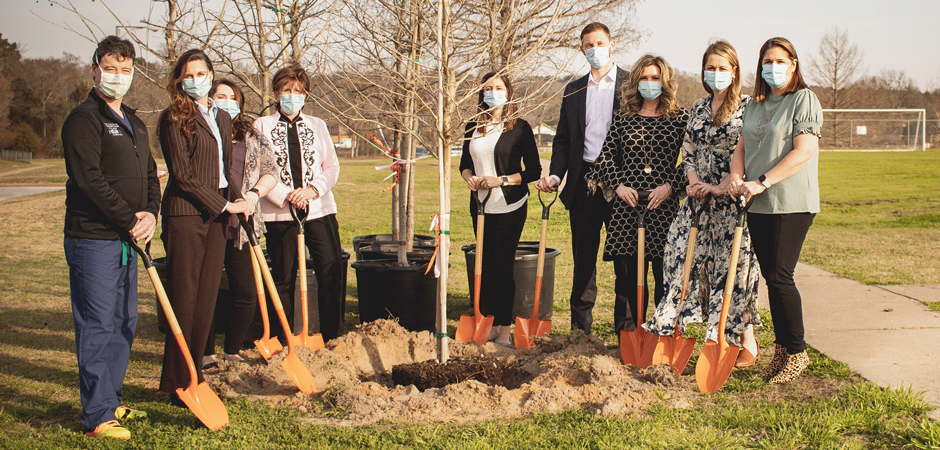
[
  {"x1": 758, "y1": 263, "x2": 940, "y2": 420},
  {"x1": 0, "y1": 186, "x2": 65, "y2": 201}
]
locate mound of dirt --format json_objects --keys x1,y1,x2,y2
[{"x1": 204, "y1": 319, "x2": 699, "y2": 425}]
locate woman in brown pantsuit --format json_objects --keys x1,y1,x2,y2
[{"x1": 157, "y1": 49, "x2": 250, "y2": 404}]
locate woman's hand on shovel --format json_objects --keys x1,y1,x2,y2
[{"x1": 129, "y1": 211, "x2": 156, "y2": 243}]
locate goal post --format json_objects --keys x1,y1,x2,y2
[{"x1": 820, "y1": 109, "x2": 927, "y2": 151}]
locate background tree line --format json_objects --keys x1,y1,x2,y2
[{"x1": 3, "y1": 12, "x2": 940, "y2": 158}]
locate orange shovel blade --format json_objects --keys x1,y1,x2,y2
[
  {"x1": 296, "y1": 333, "x2": 325, "y2": 351},
  {"x1": 175, "y1": 383, "x2": 229, "y2": 431},
  {"x1": 281, "y1": 351, "x2": 317, "y2": 394},
  {"x1": 651, "y1": 335, "x2": 675, "y2": 366},
  {"x1": 513, "y1": 316, "x2": 533, "y2": 349},
  {"x1": 695, "y1": 340, "x2": 740, "y2": 393},
  {"x1": 455, "y1": 313, "x2": 494, "y2": 345},
  {"x1": 455, "y1": 314, "x2": 476, "y2": 343},
  {"x1": 472, "y1": 315, "x2": 495, "y2": 345},
  {"x1": 254, "y1": 336, "x2": 284, "y2": 362},
  {"x1": 620, "y1": 328, "x2": 658, "y2": 368},
  {"x1": 670, "y1": 330, "x2": 697, "y2": 375}
]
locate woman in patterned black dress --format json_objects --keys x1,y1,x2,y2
[
  {"x1": 642, "y1": 41, "x2": 762, "y2": 367},
  {"x1": 585, "y1": 54, "x2": 689, "y2": 335}
]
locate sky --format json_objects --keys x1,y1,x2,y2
[{"x1": 3, "y1": 0, "x2": 939, "y2": 90}]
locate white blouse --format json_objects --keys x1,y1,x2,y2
[{"x1": 469, "y1": 125, "x2": 527, "y2": 214}]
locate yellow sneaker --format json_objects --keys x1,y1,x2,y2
[
  {"x1": 115, "y1": 405, "x2": 148, "y2": 420},
  {"x1": 86, "y1": 420, "x2": 130, "y2": 440}
]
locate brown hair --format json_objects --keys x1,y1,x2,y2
[
  {"x1": 93, "y1": 35, "x2": 135, "y2": 66},
  {"x1": 210, "y1": 79, "x2": 254, "y2": 142},
  {"x1": 165, "y1": 49, "x2": 214, "y2": 136},
  {"x1": 580, "y1": 23, "x2": 611, "y2": 41},
  {"x1": 701, "y1": 40, "x2": 742, "y2": 125},
  {"x1": 753, "y1": 37, "x2": 808, "y2": 102},
  {"x1": 272, "y1": 66, "x2": 311, "y2": 110},
  {"x1": 477, "y1": 71, "x2": 518, "y2": 133},
  {"x1": 622, "y1": 54, "x2": 680, "y2": 117}
]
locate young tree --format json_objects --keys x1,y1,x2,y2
[{"x1": 809, "y1": 27, "x2": 865, "y2": 147}]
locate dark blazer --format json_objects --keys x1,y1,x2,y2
[
  {"x1": 159, "y1": 106, "x2": 240, "y2": 218},
  {"x1": 459, "y1": 118, "x2": 541, "y2": 209},
  {"x1": 549, "y1": 66, "x2": 629, "y2": 208},
  {"x1": 63, "y1": 90, "x2": 161, "y2": 240}
]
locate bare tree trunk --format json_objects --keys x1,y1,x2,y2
[{"x1": 165, "y1": 0, "x2": 179, "y2": 61}]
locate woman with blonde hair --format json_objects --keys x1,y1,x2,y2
[
  {"x1": 585, "y1": 54, "x2": 689, "y2": 335},
  {"x1": 643, "y1": 40, "x2": 762, "y2": 367},
  {"x1": 729, "y1": 37, "x2": 823, "y2": 384}
]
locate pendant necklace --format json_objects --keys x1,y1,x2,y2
[
  {"x1": 756, "y1": 97, "x2": 783, "y2": 152},
  {"x1": 639, "y1": 116, "x2": 653, "y2": 174}
]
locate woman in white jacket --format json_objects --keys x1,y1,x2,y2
[{"x1": 253, "y1": 66, "x2": 343, "y2": 342}]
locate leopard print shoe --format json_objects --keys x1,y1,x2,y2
[
  {"x1": 763, "y1": 344, "x2": 788, "y2": 380},
  {"x1": 769, "y1": 351, "x2": 810, "y2": 384}
]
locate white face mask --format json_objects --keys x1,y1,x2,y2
[
  {"x1": 280, "y1": 94, "x2": 306, "y2": 116},
  {"x1": 94, "y1": 54, "x2": 133, "y2": 99},
  {"x1": 703, "y1": 71, "x2": 733, "y2": 92},
  {"x1": 584, "y1": 46, "x2": 611, "y2": 69},
  {"x1": 182, "y1": 75, "x2": 213, "y2": 100}
]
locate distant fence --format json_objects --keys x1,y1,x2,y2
[{"x1": 1, "y1": 149, "x2": 32, "y2": 163}]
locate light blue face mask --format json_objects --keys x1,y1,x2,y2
[
  {"x1": 584, "y1": 46, "x2": 610, "y2": 69},
  {"x1": 181, "y1": 75, "x2": 212, "y2": 100},
  {"x1": 762, "y1": 63, "x2": 791, "y2": 89},
  {"x1": 483, "y1": 90, "x2": 508, "y2": 108},
  {"x1": 280, "y1": 94, "x2": 306, "y2": 116},
  {"x1": 214, "y1": 99, "x2": 240, "y2": 118},
  {"x1": 703, "y1": 71, "x2": 733, "y2": 92},
  {"x1": 638, "y1": 81, "x2": 662, "y2": 101}
]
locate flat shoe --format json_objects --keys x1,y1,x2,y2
[
  {"x1": 735, "y1": 346, "x2": 759, "y2": 368},
  {"x1": 201, "y1": 361, "x2": 219, "y2": 370}
]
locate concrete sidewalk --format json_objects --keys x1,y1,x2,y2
[
  {"x1": 758, "y1": 263, "x2": 940, "y2": 419},
  {"x1": 0, "y1": 186, "x2": 64, "y2": 201}
]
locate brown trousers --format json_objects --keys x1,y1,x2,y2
[{"x1": 159, "y1": 213, "x2": 226, "y2": 393}]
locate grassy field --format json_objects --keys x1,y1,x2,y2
[{"x1": 0, "y1": 152, "x2": 938, "y2": 448}]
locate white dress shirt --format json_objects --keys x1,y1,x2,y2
[
  {"x1": 582, "y1": 64, "x2": 618, "y2": 163},
  {"x1": 195, "y1": 98, "x2": 228, "y2": 189}
]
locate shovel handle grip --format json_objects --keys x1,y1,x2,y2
[
  {"x1": 476, "y1": 189, "x2": 492, "y2": 215},
  {"x1": 291, "y1": 204, "x2": 308, "y2": 230},
  {"x1": 538, "y1": 189, "x2": 557, "y2": 220}
]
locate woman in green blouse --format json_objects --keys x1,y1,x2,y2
[{"x1": 729, "y1": 37, "x2": 823, "y2": 384}]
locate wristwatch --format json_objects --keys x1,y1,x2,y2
[
  {"x1": 758, "y1": 174, "x2": 772, "y2": 189},
  {"x1": 501, "y1": 176, "x2": 509, "y2": 186}
]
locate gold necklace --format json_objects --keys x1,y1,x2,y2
[
  {"x1": 756, "y1": 97, "x2": 783, "y2": 151},
  {"x1": 639, "y1": 116, "x2": 654, "y2": 174}
]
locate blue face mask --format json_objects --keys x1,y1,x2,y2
[
  {"x1": 762, "y1": 63, "x2": 791, "y2": 89},
  {"x1": 584, "y1": 46, "x2": 610, "y2": 69},
  {"x1": 483, "y1": 90, "x2": 508, "y2": 108},
  {"x1": 214, "y1": 99, "x2": 240, "y2": 118},
  {"x1": 280, "y1": 94, "x2": 305, "y2": 116},
  {"x1": 181, "y1": 75, "x2": 212, "y2": 100},
  {"x1": 637, "y1": 81, "x2": 662, "y2": 101},
  {"x1": 703, "y1": 71, "x2": 733, "y2": 92}
]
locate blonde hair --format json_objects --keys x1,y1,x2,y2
[
  {"x1": 701, "y1": 40, "x2": 742, "y2": 125},
  {"x1": 622, "y1": 54, "x2": 680, "y2": 117}
]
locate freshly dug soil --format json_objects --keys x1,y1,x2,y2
[{"x1": 203, "y1": 319, "x2": 700, "y2": 426}]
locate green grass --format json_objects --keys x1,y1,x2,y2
[{"x1": 1, "y1": 153, "x2": 939, "y2": 448}]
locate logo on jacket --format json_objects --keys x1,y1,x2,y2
[{"x1": 105, "y1": 123, "x2": 124, "y2": 137}]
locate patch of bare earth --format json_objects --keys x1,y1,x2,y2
[{"x1": 204, "y1": 319, "x2": 700, "y2": 426}]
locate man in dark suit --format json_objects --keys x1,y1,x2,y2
[{"x1": 536, "y1": 22, "x2": 628, "y2": 334}]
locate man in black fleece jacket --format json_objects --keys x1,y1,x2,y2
[{"x1": 62, "y1": 36, "x2": 160, "y2": 440}]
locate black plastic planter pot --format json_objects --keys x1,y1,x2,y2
[
  {"x1": 358, "y1": 243, "x2": 436, "y2": 262},
  {"x1": 352, "y1": 234, "x2": 436, "y2": 260},
  {"x1": 460, "y1": 244, "x2": 562, "y2": 320},
  {"x1": 351, "y1": 259, "x2": 437, "y2": 332}
]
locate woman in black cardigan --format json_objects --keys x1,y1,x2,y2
[{"x1": 459, "y1": 71, "x2": 541, "y2": 346}]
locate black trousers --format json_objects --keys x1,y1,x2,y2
[
  {"x1": 160, "y1": 213, "x2": 226, "y2": 393},
  {"x1": 205, "y1": 242, "x2": 258, "y2": 356},
  {"x1": 747, "y1": 212, "x2": 815, "y2": 354},
  {"x1": 613, "y1": 256, "x2": 665, "y2": 334},
  {"x1": 568, "y1": 163, "x2": 613, "y2": 333},
  {"x1": 470, "y1": 202, "x2": 527, "y2": 327},
  {"x1": 264, "y1": 214, "x2": 344, "y2": 342}
]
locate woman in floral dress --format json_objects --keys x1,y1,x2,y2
[
  {"x1": 585, "y1": 54, "x2": 689, "y2": 335},
  {"x1": 643, "y1": 40, "x2": 762, "y2": 366}
]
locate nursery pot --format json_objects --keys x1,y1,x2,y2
[
  {"x1": 358, "y1": 243, "x2": 436, "y2": 262},
  {"x1": 460, "y1": 244, "x2": 562, "y2": 320},
  {"x1": 351, "y1": 259, "x2": 438, "y2": 332},
  {"x1": 352, "y1": 234, "x2": 436, "y2": 260}
]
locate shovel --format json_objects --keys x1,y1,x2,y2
[
  {"x1": 290, "y1": 205, "x2": 325, "y2": 351},
  {"x1": 695, "y1": 198, "x2": 750, "y2": 393},
  {"x1": 455, "y1": 189, "x2": 494, "y2": 345},
  {"x1": 238, "y1": 215, "x2": 318, "y2": 394},
  {"x1": 620, "y1": 191, "x2": 658, "y2": 368},
  {"x1": 248, "y1": 235, "x2": 283, "y2": 362},
  {"x1": 126, "y1": 240, "x2": 229, "y2": 431},
  {"x1": 514, "y1": 190, "x2": 556, "y2": 349},
  {"x1": 652, "y1": 196, "x2": 710, "y2": 374}
]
